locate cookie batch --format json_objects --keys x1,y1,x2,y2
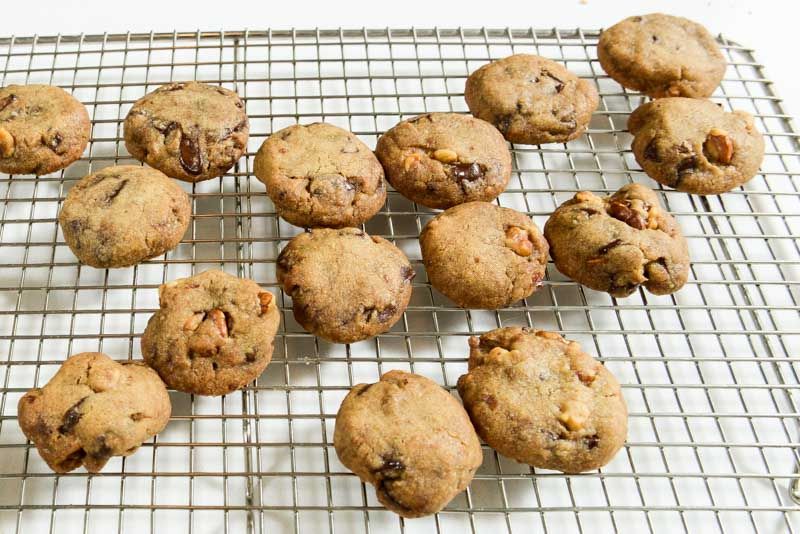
[{"x1": 6, "y1": 12, "x2": 766, "y2": 519}]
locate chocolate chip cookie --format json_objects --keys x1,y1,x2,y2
[
  {"x1": 420, "y1": 201, "x2": 548, "y2": 309},
  {"x1": 124, "y1": 81, "x2": 248, "y2": 182},
  {"x1": 254, "y1": 122, "x2": 386, "y2": 228},
  {"x1": 59, "y1": 165, "x2": 191, "y2": 268},
  {"x1": 0, "y1": 84, "x2": 90, "y2": 175},
  {"x1": 17, "y1": 352, "x2": 171, "y2": 473},
  {"x1": 141, "y1": 270, "x2": 280, "y2": 396},
  {"x1": 628, "y1": 97, "x2": 764, "y2": 194},
  {"x1": 544, "y1": 184, "x2": 689, "y2": 297},
  {"x1": 334, "y1": 370, "x2": 482, "y2": 518},
  {"x1": 375, "y1": 113, "x2": 512, "y2": 209},
  {"x1": 464, "y1": 54, "x2": 599, "y2": 145},
  {"x1": 277, "y1": 228, "x2": 414, "y2": 343},
  {"x1": 457, "y1": 327, "x2": 627, "y2": 473},
  {"x1": 598, "y1": 14, "x2": 725, "y2": 98}
]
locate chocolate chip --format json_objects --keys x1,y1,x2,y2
[
  {"x1": 451, "y1": 162, "x2": 484, "y2": 182},
  {"x1": 154, "y1": 120, "x2": 179, "y2": 136},
  {"x1": 57, "y1": 448, "x2": 86, "y2": 471},
  {"x1": 59, "y1": 397, "x2": 88, "y2": 434},
  {"x1": 599, "y1": 239, "x2": 624, "y2": 255},
  {"x1": 676, "y1": 156, "x2": 698, "y2": 176},
  {"x1": 91, "y1": 435, "x2": 113, "y2": 461},
  {"x1": 377, "y1": 305, "x2": 397, "y2": 322},
  {"x1": 374, "y1": 457, "x2": 405, "y2": 480},
  {"x1": 212, "y1": 362, "x2": 219, "y2": 371},
  {"x1": 542, "y1": 70, "x2": 565, "y2": 93},
  {"x1": 607, "y1": 201, "x2": 646, "y2": 230},
  {"x1": 643, "y1": 138, "x2": 660, "y2": 161},
  {"x1": 130, "y1": 412, "x2": 145, "y2": 422},
  {"x1": 495, "y1": 115, "x2": 513, "y2": 134},
  {"x1": 221, "y1": 119, "x2": 248, "y2": 140},
  {"x1": 584, "y1": 435, "x2": 600, "y2": 449},
  {"x1": 401, "y1": 265, "x2": 416, "y2": 282},
  {"x1": 0, "y1": 94, "x2": 17, "y2": 113},
  {"x1": 45, "y1": 132, "x2": 63, "y2": 153},
  {"x1": 651, "y1": 35, "x2": 659, "y2": 43},
  {"x1": 179, "y1": 134, "x2": 203, "y2": 175},
  {"x1": 103, "y1": 179, "x2": 129, "y2": 204}
]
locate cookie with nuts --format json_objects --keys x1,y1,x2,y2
[
  {"x1": 544, "y1": 184, "x2": 689, "y2": 297},
  {"x1": 628, "y1": 98, "x2": 764, "y2": 194},
  {"x1": 457, "y1": 327, "x2": 627, "y2": 473},
  {"x1": 254, "y1": 122, "x2": 386, "y2": 228},
  {"x1": 141, "y1": 270, "x2": 280, "y2": 396},
  {"x1": 277, "y1": 228, "x2": 414, "y2": 343},
  {"x1": 375, "y1": 113, "x2": 512, "y2": 209},
  {"x1": 334, "y1": 370, "x2": 483, "y2": 517},
  {"x1": 0, "y1": 84, "x2": 90, "y2": 175},
  {"x1": 17, "y1": 352, "x2": 171, "y2": 473},
  {"x1": 124, "y1": 81, "x2": 249, "y2": 182},
  {"x1": 465, "y1": 54, "x2": 599, "y2": 145},
  {"x1": 420, "y1": 201, "x2": 548, "y2": 309}
]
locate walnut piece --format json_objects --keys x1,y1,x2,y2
[
  {"x1": 558, "y1": 400, "x2": 590, "y2": 431},
  {"x1": 432, "y1": 148, "x2": 458, "y2": 163},
  {"x1": 403, "y1": 152, "x2": 423, "y2": 170},
  {"x1": 0, "y1": 128, "x2": 15, "y2": 158},
  {"x1": 505, "y1": 226, "x2": 534, "y2": 257},
  {"x1": 258, "y1": 292, "x2": 273, "y2": 315},
  {"x1": 207, "y1": 309, "x2": 228, "y2": 337},
  {"x1": 183, "y1": 312, "x2": 205, "y2": 331},
  {"x1": 704, "y1": 127, "x2": 734, "y2": 164}
]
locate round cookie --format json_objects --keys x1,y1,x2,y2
[
  {"x1": 420, "y1": 202, "x2": 548, "y2": 309},
  {"x1": 598, "y1": 13, "x2": 725, "y2": 98},
  {"x1": 544, "y1": 183, "x2": 689, "y2": 298},
  {"x1": 124, "y1": 81, "x2": 249, "y2": 182},
  {"x1": 254, "y1": 122, "x2": 386, "y2": 228},
  {"x1": 141, "y1": 270, "x2": 280, "y2": 396},
  {"x1": 276, "y1": 228, "x2": 414, "y2": 344},
  {"x1": 17, "y1": 352, "x2": 171, "y2": 473},
  {"x1": 457, "y1": 327, "x2": 627, "y2": 473},
  {"x1": 334, "y1": 370, "x2": 483, "y2": 518},
  {"x1": 628, "y1": 97, "x2": 764, "y2": 194},
  {"x1": 59, "y1": 165, "x2": 191, "y2": 268},
  {"x1": 375, "y1": 113, "x2": 512, "y2": 209},
  {"x1": 0, "y1": 84, "x2": 90, "y2": 175},
  {"x1": 465, "y1": 54, "x2": 599, "y2": 145}
]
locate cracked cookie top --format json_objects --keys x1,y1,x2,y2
[
  {"x1": 375, "y1": 113, "x2": 512, "y2": 209},
  {"x1": 544, "y1": 183, "x2": 689, "y2": 297},
  {"x1": 0, "y1": 84, "x2": 90, "y2": 175},
  {"x1": 276, "y1": 228, "x2": 414, "y2": 344},
  {"x1": 17, "y1": 352, "x2": 171, "y2": 473},
  {"x1": 254, "y1": 122, "x2": 386, "y2": 228},
  {"x1": 457, "y1": 327, "x2": 627, "y2": 473},
  {"x1": 334, "y1": 370, "x2": 482, "y2": 518},
  {"x1": 141, "y1": 269, "x2": 280, "y2": 396}
]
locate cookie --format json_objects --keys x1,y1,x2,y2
[
  {"x1": 544, "y1": 184, "x2": 689, "y2": 297},
  {"x1": 375, "y1": 113, "x2": 512, "y2": 209},
  {"x1": 141, "y1": 270, "x2": 280, "y2": 396},
  {"x1": 457, "y1": 327, "x2": 627, "y2": 473},
  {"x1": 124, "y1": 81, "x2": 248, "y2": 182},
  {"x1": 59, "y1": 165, "x2": 191, "y2": 268},
  {"x1": 0, "y1": 84, "x2": 90, "y2": 175},
  {"x1": 628, "y1": 97, "x2": 764, "y2": 194},
  {"x1": 254, "y1": 122, "x2": 386, "y2": 228},
  {"x1": 17, "y1": 352, "x2": 171, "y2": 473},
  {"x1": 420, "y1": 201, "x2": 548, "y2": 309},
  {"x1": 598, "y1": 14, "x2": 725, "y2": 98},
  {"x1": 276, "y1": 228, "x2": 414, "y2": 343},
  {"x1": 465, "y1": 54, "x2": 599, "y2": 145},
  {"x1": 334, "y1": 370, "x2": 482, "y2": 518}
]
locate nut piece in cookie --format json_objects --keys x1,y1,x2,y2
[
  {"x1": 276, "y1": 228, "x2": 414, "y2": 343},
  {"x1": 628, "y1": 98, "x2": 764, "y2": 194},
  {"x1": 58, "y1": 165, "x2": 191, "y2": 268},
  {"x1": 544, "y1": 184, "x2": 689, "y2": 297},
  {"x1": 457, "y1": 327, "x2": 627, "y2": 473},
  {"x1": 598, "y1": 13, "x2": 725, "y2": 98},
  {"x1": 123, "y1": 81, "x2": 249, "y2": 182},
  {"x1": 375, "y1": 113, "x2": 512, "y2": 209},
  {"x1": 420, "y1": 201, "x2": 548, "y2": 309},
  {"x1": 253, "y1": 122, "x2": 386, "y2": 228},
  {"x1": 465, "y1": 54, "x2": 599, "y2": 145},
  {"x1": 17, "y1": 352, "x2": 171, "y2": 473},
  {"x1": 334, "y1": 370, "x2": 482, "y2": 517},
  {"x1": 141, "y1": 270, "x2": 280, "y2": 396}
]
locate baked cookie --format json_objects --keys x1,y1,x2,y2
[
  {"x1": 465, "y1": 54, "x2": 599, "y2": 145},
  {"x1": 375, "y1": 113, "x2": 512, "y2": 209},
  {"x1": 334, "y1": 370, "x2": 482, "y2": 517},
  {"x1": 254, "y1": 122, "x2": 386, "y2": 228},
  {"x1": 628, "y1": 98, "x2": 764, "y2": 194},
  {"x1": 124, "y1": 81, "x2": 248, "y2": 182},
  {"x1": 17, "y1": 352, "x2": 171, "y2": 473},
  {"x1": 59, "y1": 165, "x2": 191, "y2": 268},
  {"x1": 0, "y1": 84, "x2": 90, "y2": 175},
  {"x1": 598, "y1": 14, "x2": 725, "y2": 98},
  {"x1": 457, "y1": 327, "x2": 627, "y2": 473},
  {"x1": 420, "y1": 202, "x2": 548, "y2": 309},
  {"x1": 544, "y1": 184, "x2": 689, "y2": 297},
  {"x1": 141, "y1": 270, "x2": 280, "y2": 396},
  {"x1": 276, "y1": 228, "x2": 414, "y2": 343}
]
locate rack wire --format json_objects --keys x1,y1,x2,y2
[{"x1": 0, "y1": 27, "x2": 798, "y2": 534}]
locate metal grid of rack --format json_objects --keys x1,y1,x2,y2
[{"x1": 0, "y1": 27, "x2": 798, "y2": 534}]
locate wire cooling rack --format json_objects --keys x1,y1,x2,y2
[{"x1": 0, "y1": 27, "x2": 798, "y2": 534}]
